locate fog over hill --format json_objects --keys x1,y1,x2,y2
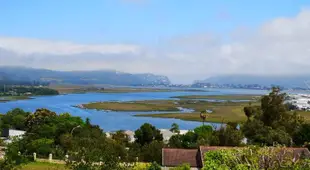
[{"x1": 0, "y1": 66, "x2": 170, "y2": 86}]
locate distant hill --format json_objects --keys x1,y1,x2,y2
[
  {"x1": 195, "y1": 75, "x2": 310, "y2": 88},
  {"x1": 0, "y1": 66, "x2": 171, "y2": 86}
]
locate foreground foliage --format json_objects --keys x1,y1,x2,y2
[{"x1": 203, "y1": 146, "x2": 310, "y2": 170}]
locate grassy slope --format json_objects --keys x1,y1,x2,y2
[{"x1": 21, "y1": 162, "x2": 68, "y2": 170}]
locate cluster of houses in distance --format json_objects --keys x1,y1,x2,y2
[{"x1": 287, "y1": 93, "x2": 310, "y2": 111}]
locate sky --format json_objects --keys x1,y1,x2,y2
[{"x1": 1, "y1": 0, "x2": 310, "y2": 83}]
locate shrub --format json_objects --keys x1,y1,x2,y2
[
  {"x1": 202, "y1": 146, "x2": 310, "y2": 170},
  {"x1": 132, "y1": 163, "x2": 150, "y2": 170},
  {"x1": 148, "y1": 162, "x2": 161, "y2": 170},
  {"x1": 170, "y1": 163, "x2": 191, "y2": 170}
]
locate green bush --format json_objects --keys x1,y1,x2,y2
[
  {"x1": 148, "y1": 162, "x2": 161, "y2": 170},
  {"x1": 132, "y1": 163, "x2": 150, "y2": 170},
  {"x1": 170, "y1": 163, "x2": 191, "y2": 170},
  {"x1": 202, "y1": 146, "x2": 310, "y2": 170}
]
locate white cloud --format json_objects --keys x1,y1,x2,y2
[
  {"x1": 0, "y1": 37, "x2": 140, "y2": 55},
  {"x1": 1, "y1": 9, "x2": 310, "y2": 83}
]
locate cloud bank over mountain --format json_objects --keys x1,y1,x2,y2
[{"x1": 1, "y1": 9, "x2": 310, "y2": 83}]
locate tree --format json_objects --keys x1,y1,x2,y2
[
  {"x1": 134, "y1": 123, "x2": 163, "y2": 146},
  {"x1": 27, "y1": 138, "x2": 54, "y2": 157},
  {"x1": 170, "y1": 123, "x2": 180, "y2": 134},
  {"x1": 260, "y1": 87, "x2": 287, "y2": 127},
  {"x1": 26, "y1": 108, "x2": 57, "y2": 130},
  {"x1": 242, "y1": 87, "x2": 303, "y2": 146},
  {"x1": 194, "y1": 125, "x2": 214, "y2": 146},
  {"x1": 168, "y1": 125, "x2": 218, "y2": 149},
  {"x1": 293, "y1": 123, "x2": 310, "y2": 146},
  {"x1": 59, "y1": 133, "x2": 73, "y2": 154},
  {"x1": 0, "y1": 108, "x2": 30, "y2": 130},
  {"x1": 215, "y1": 123, "x2": 244, "y2": 146},
  {"x1": 168, "y1": 134, "x2": 183, "y2": 148},
  {"x1": 112, "y1": 130, "x2": 130, "y2": 146},
  {"x1": 140, "y1": 141, "x2": 164, "y2": 163},
  {"x1": 67, "y1": 136, "x2": 123, "y2": 170},
  {"x1": 200, "y1": 110, "x2": 208, "y2": 126}
]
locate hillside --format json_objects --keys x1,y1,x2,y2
[{"x1": 0, "y1": 66, "x2": 171, "y2": 86}]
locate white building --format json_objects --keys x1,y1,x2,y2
[{"x1": 1, "y1": 128, "x2": 26, "y2": 144}]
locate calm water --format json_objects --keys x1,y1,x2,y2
[{"x1": 0, "y1": 89, "x2": 267, "y2": 131}]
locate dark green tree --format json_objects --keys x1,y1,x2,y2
[
  {"x1": 293, "y1": 123, "x2": 310, "y2": 146},
  {"x1": 111, "y1": 130, "x2": 130, "y2": 146},
  {"x1": 134, "y1": 123, "x2": 163, "y2": 146},
  {"x1": 0, "y1": 108, "x2": 30, "y2": 130},
  {"x1": 241, "y1": 87, "x2": 302, "y2": 146},
  {"x1": 194, "y1": 125, "x2": 214, "y2": 146},
  {"x1": 140, "y1": 141, "x2": 164, "y2": 164},
  {"x1": 215, "y1": 123, "x2": 244, "y2": 146},
  {"x1": 170, "y1": 123, "x2": 180, "y2": 134}
]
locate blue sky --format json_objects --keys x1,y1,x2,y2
[
  {"x1": 1, "y1": 0, "x2": 310, "y2": 83},
  {"x1": 1, "y1": 0, "x2": 309, "y2": 44}
]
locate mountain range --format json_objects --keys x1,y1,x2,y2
[
  {"x1": 195, "y1": 75, "x2": 310, "y2": 88},
  {"x1": 0, "y1": 66, "x2": 171, "y2": 86}
]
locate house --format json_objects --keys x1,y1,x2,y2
[
  {"x1": 1, "y1": 128, "x2": 26, "y2": 144},
  {"x1": 123, "y1": 130, "x2": 135, "y2": 143},
  {"x1": 162, "y1": 148, "x2": 202, "y2": 170},
  {"x1": 162, "y1": 146, "x2": 310, "y2": 169}
]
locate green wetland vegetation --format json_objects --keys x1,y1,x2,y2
[
  {"x1": 172, "y1": 94, "x2": 260, "y2": 100},
  {"x1": 135, "y1": 100, "x2": 251, "y2": 123},
  {"x1": 81, "y1": 100, "x2": 180, "y2": 111},
  {"x1": 81, "y1": 97, "x2": 259, "y2": 123},
  {"x1": 50, "y1": 85, "x2": 205, "y2": 94}
]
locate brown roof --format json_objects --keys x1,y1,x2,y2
[{"x1": 162, "y1": 148, "x2": 202, "y2": 168}]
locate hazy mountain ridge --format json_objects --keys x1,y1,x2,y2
[
  {"x1": 195, "y1": 75, "x2": 310, "y2": 88},
  {"x1": 0, "y1": 66, "x2": 171, "y2": 86}
]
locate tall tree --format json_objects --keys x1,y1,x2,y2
[
  {"x1": 134, "y1": 123, "x2": 163, "y2": 146},
  {"x1": 242, "y1": 87, "x2": 303, "y2": 145}
]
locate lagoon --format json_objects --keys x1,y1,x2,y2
[{"x1": 0, "y1": 88, "x2": 267, "y2": 131}]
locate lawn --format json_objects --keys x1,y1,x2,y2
[{"x1": 21, "y1": 162, "x2": 68, "y2": 170}]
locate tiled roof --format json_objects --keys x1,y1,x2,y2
[{"x1": 162, "y1": 148, "x2": 202, "y2": 168}]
